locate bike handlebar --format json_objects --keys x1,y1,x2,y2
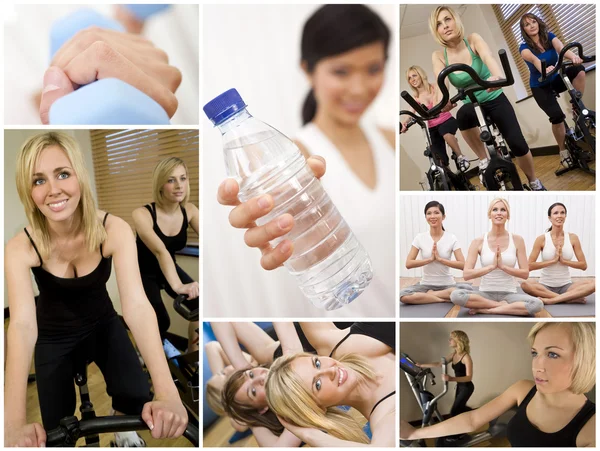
[
  {"x1": 400, "y1": 110, "x2": 426, "y2": 131},
  {"x1": 401, "y1": 49, "x2": 514, "y2": 119},
  {"x1": 46, "y1": 415, "x2": 200, "y2": 447},
  {"x1": 539, "y1": 42, "x2": 595, "y2": 83},
  {"x1": 173, "y1": 294, "x2": 199, "y2": 322}
]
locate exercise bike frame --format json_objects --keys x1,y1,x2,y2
[
  {"x1": 401, "y1": 50, "x2": 525, "y2": 191},
  {"x1": 400, "y1": 110, "x2": 475, "y2": 191},
  {"x1": 539, "y1": 42, "x2": 595, "y2": 175}
]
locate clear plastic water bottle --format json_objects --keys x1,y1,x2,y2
[{"x1": 204, "y1": 89, "x2": 373, "y2": 310}]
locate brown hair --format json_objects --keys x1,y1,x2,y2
[
  {"x1": 520, "y1": 13, "x2": 552, "y2": 54},
  {"x1": 222, "y1": 367, "x2": 284, "y2": 435}
]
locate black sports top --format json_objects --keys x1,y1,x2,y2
[
  {"x1": 328, "y1": 322, "x2": 395, "y2": 358},
  {"x1": 25, "y1": 213, "x2": 117, "y2": 341},
  {"x1": 507, "y1": 385, "x2": 595, "y2": 447},
  {"x1": 452, "y1": 354, "x2": 467, "y2": 378},
  {"x1": 136, "y1": 203, "x2": 188, "y2": 276},
  {"x1": 370, "y1": 391, "x2": 396, "y2": 417}
]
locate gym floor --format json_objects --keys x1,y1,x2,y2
[
  {"x1": 4, "y1": 318, "x2": 194, "y2": 448},
  {"x1": 399, "y1": 277, "x2": 595, "y2": 318},
  {"x1": 467, "y1": 154, "x2": 595, "y2": 191}
]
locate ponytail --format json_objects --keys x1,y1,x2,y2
[{"x1": 302, "y1": 89, "x2": 317, "y2": 125}]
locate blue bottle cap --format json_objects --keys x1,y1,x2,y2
[{"x1": 203, "y1": 89, "x2": 247, "y2": 125}]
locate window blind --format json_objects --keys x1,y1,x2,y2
[{"x1": 90, "y1": 129, "x2": 199, "y2": 245}]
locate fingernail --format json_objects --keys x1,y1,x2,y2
[
  {"x1": 280, "y1": 241, "x2": 291, "y2": 254},
  {"x1": 42, "y1": 67, "x2": 66, "y2": 93},
  {"x1": 41, "y1": 442, "x2": 46, "y2": 448},
  {"x1": 258, "y1": 196, "x2": 270, "y2": 209},
  {"x1": 278, "y1": 215, "x2": 292, "y2": 229},
  {"x1": 225, "y1": 179, "x2": 234, "y2": 195},
  {"x1": 148, "y1": 422, "x2": 154, "y2": 430}
]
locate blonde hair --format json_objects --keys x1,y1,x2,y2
[
  {"x1": 528, "y1": 323, "x2": 595, "y2": 395},
  {"x1": 451, "y1": 330, "x2": 470, "y2": 355},
  {"x1": 16, "y1": 132, "x2": 106, "y2": 260},
  {"x1": 487, "y1": 198, "x2": 511, "y2": 220},
  {"x1": 266, "y1": 352, "x2": 378, "y2": 444},
  {"x1": 206, "y1": 381, "x2": 226, "y2": 416},
  {"x1": 406, "y1": 65, "x2": 432, "y2": 97},
  {"x1": 152, "y1": 157, "x2": 190, "y2": 208},
  {"x1": 429, "y1": 6, "x2": 465, "y2": 47}
]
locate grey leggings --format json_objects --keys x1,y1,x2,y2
[
  {"x1": 450, "y1": 289, "x2": 543, "y2": 316},
  {"x1": 400, "y1": 283, "x2": 473, "y2": 303}
]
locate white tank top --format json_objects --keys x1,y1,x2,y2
[
  {"x1": 295, "y1": 122, "x2": 395, "y2": 304},
  {"x1": 540, "y1": 231, "x2": 573, "y2": 287},
  {"x1": 479, "y1": 232, "x2": 518, "y2": 293}
]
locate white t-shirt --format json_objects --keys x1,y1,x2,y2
[{"x1": 411, "y1": 232, "x2": 461, "y2": 286}]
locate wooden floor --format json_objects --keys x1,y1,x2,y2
[
  {"x1": 4, "y1": 319, "x2": 194, "y2": 448},
  {"x1": 466, "y1": 154, "x2": 595, "y2": 191},
  {"x1": 399, "y1": 277, "x2": 595, "y2": 318}
]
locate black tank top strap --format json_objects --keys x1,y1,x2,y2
[
  {"x1": 329, "y1": 332, "x2": 352, "y2": 358},
  {"x1": 181, "y1": 203, "x2": 188, "y2": 224},
  {"x1": 100, "y1": 212, "x2": 110, "y2": 258},
  {"x1": 23, "y1": 228, "x2": 43, "y2": 267},
  {"x1": 520, "y1": 385, "x2": 537, "y2": 407},
  {"x1": 370, "y1": 391, "x2": 395, "y2": 417},
  {"x1": 144, "y1": 203, "x2": 157, "y2": 224}
]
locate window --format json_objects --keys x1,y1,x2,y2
[
  {"x1": 492, "y1": 4, "x2": 595, "y2": 98},
  {"x1": 90, "y1": 129, "x2": 199, "y2": 245}
]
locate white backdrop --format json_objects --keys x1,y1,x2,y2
[
  {"x1": 202, "y1": 4, "x2": 397, "y2": 318},
  {"x1": 4, "y1": 4, "x2": 199, "y2": 125},
  {"x1": 399, "y1": 193, "x2": 595, "y2": 278}
]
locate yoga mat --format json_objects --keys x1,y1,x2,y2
[{"x1": 544, "y1": 293, "x2": 595, "y2": 317}]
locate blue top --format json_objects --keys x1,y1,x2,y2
[{"x1": 520, "y1": 32, "x2": 559, "y2": 88}]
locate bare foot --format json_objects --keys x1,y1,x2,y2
[
  {"x1": 565, "y1": 298, "x2": 587, "y2": 304},
  {"x1": 468, "y1": 308, "x2": 481, "y2": 315},
  {"x1": 470, "y1": 301, "x2": 508, "y2": 315},
  {"x1": 540, "y1": 297, "x2": 553, "y2": 305}
]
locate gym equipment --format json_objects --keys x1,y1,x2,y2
[
  {"x1": 540, "y1": 42, "x2": 595, "y2": 176},
  {"x1": 402, "y1": 50, "x2": 527, "y2": 191},
  {"x1": 400, "y1": 352, "x2": 511, "y2": 447},
  {"x1": 48, "y1": 8, "x2": 170, "y2": 125},
  {"x1": 400, "y1": 110, "x2": 476, "y2": 191}
]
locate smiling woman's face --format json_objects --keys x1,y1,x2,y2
[
  {"x1": 31, "y1": 145, "x2": 80, "y2": 222},
  {"x1": 290, "y1": 355, "x2": 359, "y2": 409}
]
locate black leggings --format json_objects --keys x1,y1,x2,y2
[
  {"x1": 450, "y1": 382, "x2": 475, "y2": 417},
  {"x1": 456, "y1": 93, "x2": 530, "y2": 157},
  {"x1": 141, "y1": 264, "x2": 196, "y2": 339},
  {"x1": 531, "y1": 65, "x2": 586, "y2": 124},
  {"x1": 429, "y1": 117, "x2": 459, "y2": 166},
  {"x1": 35, "y1": 315, "x2": 152, "y2": 430}
]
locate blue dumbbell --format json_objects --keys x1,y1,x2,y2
[{"x1": 48, "y1": 8, "x2": 170, "y2": 125}]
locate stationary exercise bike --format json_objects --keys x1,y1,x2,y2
[
  {"x1": 400, "y1": 353, "x2": 512, "y2": 447},
  {"x1": 539, "y1": 42, "x2": 595, "y2": 176},
  {"x1": 402, "y1": 50, "x2": 527, "y2": 191},
  {"x1": 400, "y1": 110, "x2": 476, "y2": 191}
]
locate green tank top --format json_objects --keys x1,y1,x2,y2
[{"x1": 444, "y1": 38, "x2": 503, "y2": 104}]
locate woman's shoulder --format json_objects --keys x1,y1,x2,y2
[
  {"x1": 509, "y1": 379, "x2": 536, "y2": 405},
  {"x1": 100, "y1": 211, "x2": 131, "y2": 234},
  {"x1": 184, "y1": 202, "x2": 199, "y2": 217},
  {"x1": 576, "y1": 412, "x2": 595, "y2": 447},
  {"x1": 511, "y1": 233, "x2": 526, "y2": 245},
  {"x1": 568, "y1": 232, "x2": 580, "y2": 242},
  {"x1": 6, "y1": 229, "x2": 39, "y2": 267},
  {"x1": 377, "y1": 127, "x2": 395, "y2": 149}
]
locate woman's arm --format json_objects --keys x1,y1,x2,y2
[
  {"x1": 132, "y1": 207, "x2": 195, "y2": 297},
  {"x1": 576, "y1": 413, "x2": 595, "y2": 447},
  {"x1": 273, "y1": 323, "x2": 303, "y2": 356},
  {"x1": 498, "y1": 235, "x2": 529, "y2": 279},
  {"x1": 185, "y1": 203, "x2": 200, "y2": 236},
  {"x1": 401, "y1": 380, "x2": 530, "y2": 440},
  {"x1": 562, "y1": 234, "x2": 588, "y2": 270},
  {"x1": 108, "y1": 216, "x2": 187, "y2": 437},
  {"x1": 437, "y1": 248, "x2": 466, "y2": 270},
  {"x1": 205, "y1": 340, "x2": 231, "y2": 375},
  {"x1": 252, "y1": 427, "x2": 302, "y2": 448},
  {"x1": 4, "y1": 234, "x2": 46, "y2": 447},
  {"x1": 520, "y1": 48, "x2": 548, "y2": 74},
  {"x1": 463, "y1": 238, "x2": 495, "y2": 280},
  {"x1": 211, "y1": 322, "x2": 255, "y2": 370},
  {"x1": 470, "y1": 33, "x2": 504, "y2": 79},
  {"x1": 528, "y1": 235, "x2": 556, "y2": 270},
  {"x1": 431, "y1": 52, "x2": 455, "y2": 110},
  {"x1": 552, "y1": 37, "x2": 583, "y2": 65},
  {"x1": 406, "y1": 245, "x2": 434, "y2": 269}
]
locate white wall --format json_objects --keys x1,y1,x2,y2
[
  {"x1": 399, "y1": 193, "x2": 595, "y2": 278},
  {"x1": 3, "y1": 130, "x2": 195, "y2": 337},
  {"x1": 202, "y1": 4, "x2": 397, "y2": 318},
  {"x1": 399, "y1": 4, "x2": 596, "y2": 190},
  {"x1": 3, "y1": 4, "x2": 199, "y2": 125}
]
